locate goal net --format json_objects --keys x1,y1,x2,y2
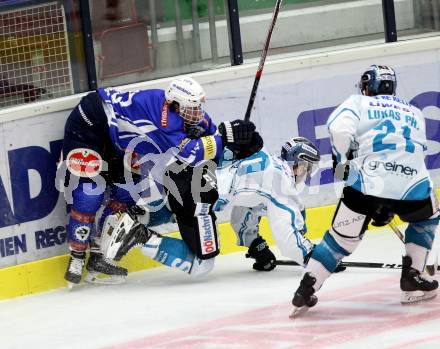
[{"x1": 0, "y1": 2, "x2": 74, "y2": 108}]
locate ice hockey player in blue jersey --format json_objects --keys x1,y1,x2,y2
[
  {"x1": 99, "y1": 137, "x2": 321, "y2": 278},
  {"x1": 290, "y1": 65, "x2": 439, "y2": 318},
  {"x1": 58, "y1": 76, "x2": 262, "y2": 287}
]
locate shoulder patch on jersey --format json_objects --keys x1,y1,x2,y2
[
  {"x1": 178, "y1": 138, "x2": 190, "y2": 150},
  {"x1": 161, "y1": 102, "x2": 169, "y2": 128},
  {"x1": 66, "y1": 148, "x2": 102, "y2": 177},
  {"x1": 201, "y1": 135, "x2": 217, "y2": 160}
]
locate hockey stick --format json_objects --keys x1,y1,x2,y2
[
  {"x1": 244, "y1": 0, "x2": 283, "y2": 122},
  {"x1": 275, "y1": 259, "x2": 440, "y2": 270},
  {"x1": 388, "y1": 220, "x2": 404, "y2": 242}
]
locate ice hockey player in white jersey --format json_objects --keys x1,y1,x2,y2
[
  {"x1": 290, "y1": 64, "x2": 439, "y2": 318},
  {"x1": 100, "y1": 137, "x2": 320, "y2": 277}
]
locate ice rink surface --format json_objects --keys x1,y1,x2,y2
[{"x1": 1, "y1": 227, "x2": 439, "y2": 349}]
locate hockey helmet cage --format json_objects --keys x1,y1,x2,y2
[
  {"x1": 165, "y1": 76, "x2": 206, "y2": 125},
  {"x1": 360, "y1": 64, "x2": 396, "y2": 96}
]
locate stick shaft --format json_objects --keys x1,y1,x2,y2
[
  {"x1": 244, "y1": 0, "x2": 282, "y2": 122},
  {"x1": 276, "y1": 259, "x2": 440, "y2": 270},
  {"x1": 388, "y1": 220, "x2": 405, "y2": 242},
  {"x1": 275, "y1": 260, "x2": 405, "y2": 269}
]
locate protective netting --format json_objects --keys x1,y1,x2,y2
[{"x1": 0, "y1": 2, "x2": 73, "y2": 108}]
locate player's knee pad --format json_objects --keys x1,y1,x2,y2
[
  {"x1": 312, "y1": 232, "x2": 351, "y2": 272},
  {"x1": 405, "y1": 216, "x2": 439, "y2": 250},
  {"x1": 329, "y1": 200, "x2": 368, "y2": 253},
  {"x1": 404, "y1": 217, "x2": 439, "y2": 272}
]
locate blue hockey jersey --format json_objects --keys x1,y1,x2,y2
[{"x1": 97, "y1": 88, "x2": 223, "y2": 166}]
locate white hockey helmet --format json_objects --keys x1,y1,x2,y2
[{"x1": 165, "y1": 76, "x2": 206, "y2": 125}]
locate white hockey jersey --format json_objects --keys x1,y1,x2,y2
[
  {"x1": 327, "y1": 94, "x2": 432, "y2": 201},
  {"x1": 214, "y1": 148, "x2": 314, "y2": 264}
]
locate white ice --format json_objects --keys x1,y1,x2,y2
[{"x1": 1, "y1": 227, "x2": 439, "y2": 349}]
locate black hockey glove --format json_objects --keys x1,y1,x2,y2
[
  {"x1": 233, "y1": 131, "x2": 264, "y2": 159},
  {"x1": 126, "y1": 205, "x2": 146, "y2": 221},
  {"x1": 371, "y1": 206, "x2": 394, "y2": 227},
  {"x1": 246, "y1": 236, "x2": 276, "y2": 271},
  {"x1": 186, "y1": 125, "x2": 206, "y2": 139},
  {"x1": 218, "y1": 120, "x2": 256, "y2": 146}
]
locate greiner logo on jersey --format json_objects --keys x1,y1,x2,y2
[
  {"x1": 367, "y1": 160, "x2": 418, "y2": 176},
  {"x1": 197, "y1": 215, "x2": 216, "y2": 255}
]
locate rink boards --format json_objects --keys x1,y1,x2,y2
[{"x1": 1, "y1": 36, "x2": 440, "y2": 299}]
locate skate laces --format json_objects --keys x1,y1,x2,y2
[
  {"x1": 417, "y1": 272, "x2": 434, "y2": 283},
  {"x1": 102, "y1": 256, "x2": 119, "y2": 267},
  {"x1": 69, "y1": 257, "x2": 84, "y2": 275}
]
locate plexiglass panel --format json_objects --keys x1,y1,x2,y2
[{"x1": 90, "y1": 0, "x2": 231, "y2": 88}]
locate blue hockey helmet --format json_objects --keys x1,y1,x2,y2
[
  {"x1": 360, "y1": 64, "x2": 396, "y2": 96},
  {"x1": 281, "y1": 137, "x2": 320, "y2": 178}
]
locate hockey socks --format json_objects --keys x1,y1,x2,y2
[{"x1": 142, "y1": 236, "x2": 214, "y2": 277}]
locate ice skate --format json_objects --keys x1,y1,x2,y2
[
  {"x1": 64, "y1": 250, "x2": 86, "y2": 289},
  {"x1": 85, "y1": 252, "x2": 128, "y2": 285},
  {"x1": 290, "y1": 272, "x2": 318, "y2": 318},
  {"x1": 103, "y1": 211, "x2": 157, "y2": 261},
  {"x1": 400, "y1": 255, "x2": 438, "y2": 304}
]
